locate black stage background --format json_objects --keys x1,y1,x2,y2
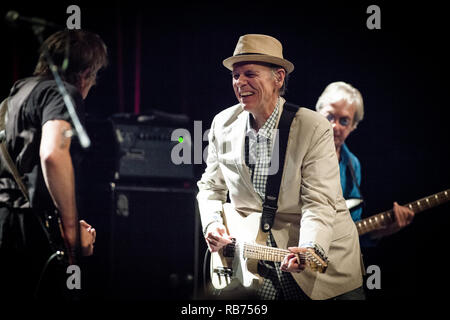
[{"x1": 1, "y1": 0, "x2": 449, "y2": 305}]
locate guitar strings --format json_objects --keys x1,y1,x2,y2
[{"x1": 356, "y1": 191, "x2": 449, "y2": 234}]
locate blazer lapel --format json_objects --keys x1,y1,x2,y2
[{"x1": 221, "y1": 110, "x2": 261, "y2": 205}]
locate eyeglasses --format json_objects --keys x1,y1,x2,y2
[{"x1": 325, "y1": 114, "x2": 352, "y2": 127}]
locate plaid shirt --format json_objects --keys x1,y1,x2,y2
[
  {"x1": 245, "y1": 98, "x2": 280, "y2": 200},
  {"x1": 243, "y1": 98, "x2": 324, "y2": 300},
  {"x1": 244, "y1": 99, "x2": 307, "y2": 300}
]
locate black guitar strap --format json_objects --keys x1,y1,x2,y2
[
  {"x1": 261, "y1": 101, "x2": 299, "y2": 232},
  {"x1": 346, "y1": 157, "x2": 365, "y2": 212},
  {"x1": 0, "y1": 78, "x2": 39, "y2": 206}
]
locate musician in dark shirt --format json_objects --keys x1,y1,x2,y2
[{"x1": 0, "y1": 30, "x2": 107, "y2": 300}]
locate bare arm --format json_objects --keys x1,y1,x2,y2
[{"x1": 40, "y1": 119, "x2": 78, "y2": 261}]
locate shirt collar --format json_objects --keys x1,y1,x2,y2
[{"x1": 246, "y1": 97, "x2": 280, "y2": 140}]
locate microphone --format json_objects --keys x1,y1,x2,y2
[{"x1": 5, "y1": 10, "x2": 62, "y2": 29}]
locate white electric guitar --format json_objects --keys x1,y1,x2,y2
[{"x1": 210, "y1": 205, "x2": 328, "y2": 290}]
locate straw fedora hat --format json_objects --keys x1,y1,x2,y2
[{"x1": 223, "y1": 34, "x2": 294, "y2": 74}]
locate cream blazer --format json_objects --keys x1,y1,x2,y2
[{"x1": 197, "y1": 98, "x2": 364, "y2": 299}]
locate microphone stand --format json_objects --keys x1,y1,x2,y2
[{"x1": 31, "y1": 24, "x2": 91, "y2": 149}]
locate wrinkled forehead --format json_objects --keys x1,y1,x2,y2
[{"x1": 321, "y1": 98, "x2": 356, "y2": 116}]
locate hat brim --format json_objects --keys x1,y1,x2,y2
[{"x1": 223, "y1": 54, "x2": 294, "y2": 74}]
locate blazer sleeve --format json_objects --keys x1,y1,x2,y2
[
  {"x1": 298, "y1": 120, "x2": 341, "y2": 256},
  {"x1": 196, "y1": 117, "x2": 229, "y2": 232}
]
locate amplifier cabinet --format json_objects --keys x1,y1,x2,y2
[
  {"x1": 113, "y1": 123, "x2": 194, "y2": 181},
  {"x1": 84, "y1": 116, "x2": 194, "y2": 183},
  {"x1": 105, "y1": 184, "x2": 201, "y2": 300}
]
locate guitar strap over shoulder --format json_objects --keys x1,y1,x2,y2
[
  {"x1": 346, "y1": 157, "x2": 365, "y2": 213},
  {"x1": 347, "y1": 158, "x2": 364, "y2": 199},
  {"x1": 261, "y1": 101, "x2": 299, "y2": 232},
  {"x1": 0, "y1": 78, "x2": 39, "y2": 206},
  {"x1": 0, "y1": 98, "x2": 30, "y2": 205}
]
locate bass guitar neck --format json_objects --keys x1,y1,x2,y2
[{"x1": 355, "y1": 189, "x2": 449, "y2": 235}]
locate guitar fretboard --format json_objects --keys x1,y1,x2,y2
[
  {"x1": 356, "y1": 189, "x2": 449, "y2": 235},
  {"x1": 243, "y1": 243, "x2": 289, "y2": 262}
]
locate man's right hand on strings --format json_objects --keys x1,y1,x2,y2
[{"x1": 204, "y1": 222, "x2": 233, "y2": 252}]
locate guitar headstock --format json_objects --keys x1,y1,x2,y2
[{"x1": 298, "y1": 248, "x2": 328, "y2": 274}]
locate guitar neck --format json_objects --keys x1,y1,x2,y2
[
  {"x1": 356, "y1": 189, "x2": 450, "y2": 235},
  {"x1": 242, "y1": 242, "x2": 289, "y2": 262}
]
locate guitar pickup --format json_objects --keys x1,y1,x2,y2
[{"x1": 213, "y1": 267, "x2": 232, "y2": 276}]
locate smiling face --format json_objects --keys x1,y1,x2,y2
[{"x1": 231, "y1": 62, "x2": 284, "y2": 119}]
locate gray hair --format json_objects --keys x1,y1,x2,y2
[
  {"x1": 271, "y1": 66, "x2": 289, "y2": 96},
  {"x1": 315, "y1": 81, "x2": 364, "y2": 128}
]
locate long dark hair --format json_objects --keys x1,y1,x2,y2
[{"x1": 33, "y1": 29, "x2": 108, "y2": 86}]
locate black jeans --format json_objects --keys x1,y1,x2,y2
[{"x1": 0, "y1": 206, "x2": 67, "y2": 301}]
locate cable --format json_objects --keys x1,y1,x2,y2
[
  {"x1": 33, "y1": 251, "x2": 64, "y2": 299},
  {"x1": 203, "y1": 247, "x2": 210, "y2": 296}
]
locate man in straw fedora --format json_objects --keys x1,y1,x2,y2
[{"x1": 197, "y1": 34, "x2": 365, "y2": 300}]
